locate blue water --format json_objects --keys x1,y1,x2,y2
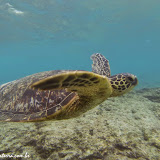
[{"x1": 0, "y1": 0, "x2": 160, "y2": 88}]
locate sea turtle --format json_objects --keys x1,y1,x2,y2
[{"x1": 0, "y1": 53, "x2": 138, "y2": 122}]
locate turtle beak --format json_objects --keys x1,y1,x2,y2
[{"x1": 132, "y1": 76, "x2": 138, "y2": 86}]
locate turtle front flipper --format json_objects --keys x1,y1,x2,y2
[
  {"x1": 30, "y1": 71, "x2": 112, "y2": 115},
  {"x1": 91, "y1": 53, "x2": 111, "y2": 77},
  {"x1": 31, "y1": 71, "x2": 112, "y2": 119}
]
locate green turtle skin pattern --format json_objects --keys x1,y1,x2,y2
[
  {"x1": 0, "y1": 70, "x2": 76, "y2": 121},
  {"x1": 91, "y1": 53, "x2": 111, "y2": 77},
  {"x1": 0, "y1": 53, "x2": 138, "y2": 122}
]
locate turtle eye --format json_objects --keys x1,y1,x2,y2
[{"x1": 128, "y1": 77, "x2": 134, "y2": 82}]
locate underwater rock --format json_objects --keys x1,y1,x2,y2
[{"x1": 0, "y1": 88, "x2": 160, "y2": 160}]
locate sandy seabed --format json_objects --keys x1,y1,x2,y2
[{"x1": 0, "y1": 88, "x2": 160, "y2": 160}]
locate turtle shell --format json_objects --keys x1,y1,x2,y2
[
  {"x1": 0, "y1": 69, "x2": 113, "y2": 122},
  {"x1": 0, "y1": 70, "x2": 79, "y2": 122}
]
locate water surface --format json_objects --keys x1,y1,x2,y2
[{"x1": 0, "y1": 0, "x2": 160, "y2": 88}]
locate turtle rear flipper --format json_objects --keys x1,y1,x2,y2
[
  {"x1": 91, "y1": 53, "x2": 111, "y2": 77},
  {"x1": 30, "y1": 71, "x2": 112, "y2": 102}
]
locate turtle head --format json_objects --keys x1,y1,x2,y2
[{"x1": 109, "y1": 73, "x2": 138, "y2": 97}]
